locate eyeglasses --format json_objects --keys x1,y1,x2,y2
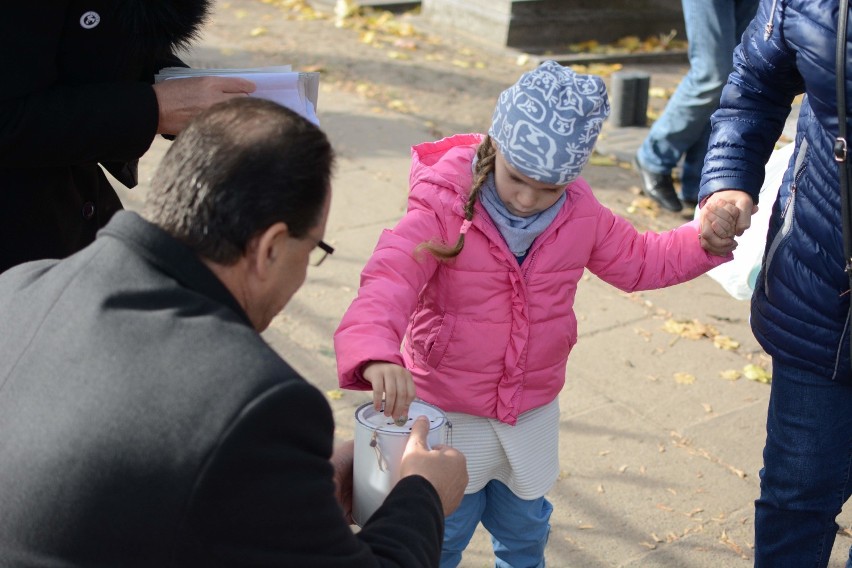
[{"x1": 310, "y1": 239, "x2": 335, "y2": 267}]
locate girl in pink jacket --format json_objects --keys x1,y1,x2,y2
[{"x1": 335, "y1": 61, "x2": 734, "y2": 568}]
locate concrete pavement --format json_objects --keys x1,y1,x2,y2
[{"x1": 117, "y1": 6, "x2": 852, "y2": 566}]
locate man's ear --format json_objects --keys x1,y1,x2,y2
[{"x1": 248, "y1": 222, "x2": 288, "y2": 280}]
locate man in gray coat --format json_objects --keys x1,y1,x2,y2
[{"x1": 0, "y1": 97, "x2": 467, "y2": 567}]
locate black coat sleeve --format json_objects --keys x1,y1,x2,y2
[{"x1": 177, "y1": 379, "x2": 444, "y2": 568}]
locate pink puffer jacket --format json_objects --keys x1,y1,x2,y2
[{"x1": 335, "y1": 134, "x2": 728, "y2": 425}]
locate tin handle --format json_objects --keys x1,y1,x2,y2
[{"x1": 370, "y1": 430, "x2": 389, "y2": 472}]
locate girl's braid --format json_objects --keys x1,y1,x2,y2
[{"x1": 418, "y1": 136, "x2": 496, "y2": 260}]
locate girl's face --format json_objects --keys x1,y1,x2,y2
[{"x1": 493, "y1": 146, "x2": 567, "y2": 217}]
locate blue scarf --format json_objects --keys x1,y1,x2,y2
[{"x1": 479, "y1": 173, "x2": 566, "y2": 258}]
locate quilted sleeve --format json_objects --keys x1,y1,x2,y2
[
  {"x1": 334, "y1": 184, "x2": 444, "y2": 389},
  {"x1": 587, "y1": 212, "x2": 730, "y2": 292},
  {"x1": 699, "y1": 0, "x2": 803, "y2": 202}
]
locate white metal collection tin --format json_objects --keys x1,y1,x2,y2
[{"x1": 352, "y1": 399, "x2": 450, "y2": 526}]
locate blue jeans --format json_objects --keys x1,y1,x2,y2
[
  {"x1": 440, "y1": 480, "x2": 552, "y2": 568},
  {"x1": 636, "y1": 0, "x2": 758, "y2": 201},
  {"x1": 755, "y1": 362, "x2": 852, "y2": 567}
]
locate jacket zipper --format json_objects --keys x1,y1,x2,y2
[
  {"x1": 764, "y1": 139, "x2": 808, "y2": 297},
  {"x1": 764, "y1": 0, "x2": 779, "y2": 40},
  {"x1": 522, "y1": 248, "x2": 539, "y2": 281}
]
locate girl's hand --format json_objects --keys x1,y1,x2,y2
[{"x1": 362, "y1": 362, "x2": 416, "y2": 424}]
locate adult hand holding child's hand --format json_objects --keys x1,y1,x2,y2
[{"x1": 698, "y1": 190, "x2": 757, "y2": 256}]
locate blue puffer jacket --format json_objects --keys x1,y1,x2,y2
[{"x1": 699, "y1": 0, "x2": 851, "y2": 380}]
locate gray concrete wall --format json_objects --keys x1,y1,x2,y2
[{"x1": 421, "y1": 0, "x2": 685, "y2": 53}]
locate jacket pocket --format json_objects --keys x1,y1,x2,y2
[
  {"x1": 763, "y1": 139, "x2": 807, "y2": 299},
  {"x1": 424, "y1": 313, "x2": 457, "y2": 368}
]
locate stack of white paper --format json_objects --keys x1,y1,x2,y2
[{"x1": 155, "y1": 66, "x2": 321, "y2": 125}]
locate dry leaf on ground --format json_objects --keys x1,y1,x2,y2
[
  {"x1": 674, "y1": 372, "x2": 696, "y2": 385},
  {"x1": 663, "y1": 318, "x2": 718, "y2": 340},
  {"x1": 720, "y1": 369, "x2": 742, "y2": 381},
  {"x1": 743, "y1": 364, "x2": 772, "y2": 384},
  {"x1": 713, "y1": 335, "x2": 740, "y2": 350}
]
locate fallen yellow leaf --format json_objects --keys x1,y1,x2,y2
[
  {"x1": 713, "y1": 335, "x2": 740, "y2": 351},
  {"x1": 663, "y1": 318, "x2": 719, "y2": 340},
  {"x1": 674, "y1": 372, "x2": 696, "y2": 385},
  {"x1": 588, "y1": 153, "x2": 619, "y2": 167},
  {"x1": 568, "y1": 40, "x2": 600, "y2": 52},
  {"x1": 615, "y1": 35, "x2": 642, "y2": 51},
  {"x1": 720, "y1": 369, "x2": 742, "y2": 381},
  {"x1": 627, "y1": 196, "x2": 660, "y2": 216},
  {"x1": 743, "y1": 364, "x2": 772, "y2": 384}
]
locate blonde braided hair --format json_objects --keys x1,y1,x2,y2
[{"x1": 417, "y1": 136, "x2": 496, "y2": 260}]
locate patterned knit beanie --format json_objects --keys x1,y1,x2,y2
[{"x1": 489, "y1": 60, "x2": 610, "y2": 185}]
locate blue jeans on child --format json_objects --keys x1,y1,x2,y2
[
  {"x1": 636, "y1": 0, "x2": 758, "y2": 201},
  {"x1": 440, "y1": 479, "x2": 552, "y2": 568},
  {"x1": 755, "y1": 362, "x2": 852, "y2": 567}
]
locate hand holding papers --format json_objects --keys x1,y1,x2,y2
[{"x1": 155, "y1": 66, "x2": 321, "y2": 125}]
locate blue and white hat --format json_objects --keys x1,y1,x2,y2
[{"x1": 489, "y1": 60, "x2": 610, "y2": 186}]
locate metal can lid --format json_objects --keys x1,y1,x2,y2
[{"x1": 355, "y1": 399, "x2": 447, "y2": 434}]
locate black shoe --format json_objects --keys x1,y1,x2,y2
[{"x1": 633, "y1": 156, "x2": 682, "y2": 212}]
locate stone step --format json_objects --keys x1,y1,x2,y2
[{"x1": 421, "y1": 0, "x2": 685, "y2": 53}]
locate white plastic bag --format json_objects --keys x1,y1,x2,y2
[{"x1": 697, "y1": 143, "x2": 794, "y2": 300}]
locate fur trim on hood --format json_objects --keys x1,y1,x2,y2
[{"x1": 115, "y1": 0, "x2": 211, "y2": 56}]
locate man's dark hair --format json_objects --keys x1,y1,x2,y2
[{"x1": 145, "y1": 97, "x2": 334, "y2": 264}]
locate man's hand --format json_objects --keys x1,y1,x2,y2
[
  {"x1": 399, "y1": 416, "x2": 467, "y2": 516},
  {"x1": 152, "y1": 76, "x2": 256, "y2": 135},
  {"x1": 362, "y1": 362, "x2": 416, "y2": 424}
]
